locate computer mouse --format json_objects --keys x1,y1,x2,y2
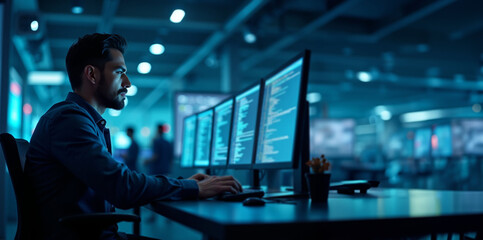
[{"x1": 242, "y1": 197, "x2": 266, "y2": 206}]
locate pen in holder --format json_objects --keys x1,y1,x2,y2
[{"x1": 305, "y1": 155, "x2": 331, "y2": 202}]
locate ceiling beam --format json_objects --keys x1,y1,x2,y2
[
  {"x1": 450, "y1": 19, "x2": 483, "y2": 40},
  {"x1": 136, "y1": 79, "x2": 171, "y2": 110},
  {"x1": 241, "y1": 0, "x2": 363, "y2": 71},
  {"x1": 172, "y1": 0, "x2": 269, "y2": 80},
  {"x1": 369, "y1": 0, "x2": 457, "y2": 41},
  {"x1": 138, "y1": 0, "x2": 270, "y2": 110},
  {"x1": 97, "y1": 0, "x2": 120, "y2": 33},
  {"x1": 50, "y1": 38, "x2": 198, "y2": 55},
  {"x1": 12, "y1": 35, "x2": 51, "y2": 103},
  {"x1": 42, "y1": 13, "x2": 220, "y2": 32}
]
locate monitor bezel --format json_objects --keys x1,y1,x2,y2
[
  {"x1": 209, "y1": 97, "x2": 235, "y2": 169},
  {"x1": 253, "y1": 49, "x2": 311, "y2": 169},
  {"x1": 193, "y1": 108, "x2": 214, "y2": 168},
  {"x1": 180, "y1": 113, "x2": 198, "y2": 169},
  {"x1": 227, "y1": 80, "x2": 264, "y2": 169}
]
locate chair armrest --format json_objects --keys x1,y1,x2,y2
[{"x1": 59, "y1": 212, "x2": 140, "y2": 229}]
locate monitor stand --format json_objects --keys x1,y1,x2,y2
[
  {"x1": 249, "y1": 169, "x2": 261, "y2": 190},
  {"x1": 265, "y1": 170, "x2": 282, "y2": 193}
]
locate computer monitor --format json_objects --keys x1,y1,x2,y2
[
  {"x1": 227, "y1": 82, "x2": 262, "y2": 169},
  {"x1": 254, "y1": 50, "x2": 311, "y2": 169},
  {"x1": 452, "y1": 119, "x2": 483, "y2": 156},
  {"x1": 180, "y1": 114, "x2": 197, "y2": 168},
  {"x1": 193, "y1": 108, "x2": 213, "y2": 168},
  {"x1": 309, "y1": 119, "x2": 355, "y2": 158},
  {"x1": 432, "y1": 124, "x2": 452, "y2": 158},
  {"x1": 174, "y1": 92, "x2": 230, "y2": 157},
  {"x1": 210, "y1": 98, "x2": 234, "y2": 168}
]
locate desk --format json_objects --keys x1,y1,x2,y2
[{"x1": 147, "y1": 188, "x2": 483, "y2": 240}]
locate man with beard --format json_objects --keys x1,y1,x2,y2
[{"x1": 25, "y1": 33, "x2": 242, "y2": 240}]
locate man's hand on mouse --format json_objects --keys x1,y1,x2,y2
[{"x1": 193, "y1": 175, "x2": 243, "y2": 199}]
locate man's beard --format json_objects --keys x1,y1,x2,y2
[{"x1": 95, "y1": 74, "x2": 125, "y2": 110}]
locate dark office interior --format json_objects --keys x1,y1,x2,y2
[{"x1": 2, "y1": 0, "x2": 483, "y2": 239}]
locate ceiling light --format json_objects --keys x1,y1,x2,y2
[
  {"x1": 380, "y1": 110, "x2": 392, "y2": 121},
  {"x1": 400, "y1": 109, "x2": 444, "y2": 123},
  {"x1": 30, "y1": 20, "x2": 39, "y2": 31},
  {"x1": 244, "y1": 32, "x2": 256, "y2": 44},
  {"x1": 126, "y1": 85, "x2": 137, "y2": 96},
  {"x1": 306, "y1": 92, "x2": 322, "y2": 104},
  {"x1": 243, "y1": 30, "x2": 256, "y2": 44},
  {"x1": 72, "y1": 0, "x2": 83, "y2": 14},
  {"x1": 357, "y1": 71, "x2": 372, "y2": 82},
  {"x1": 137, "y1": 62, "x2": 151, "y2": 74},
  {"x1": 108, "y1": 109, "x2": 121, "y2": 117},
  {"x1": 72, "y1": 6, "x2": 83, "y2": 14},
  {"x1": 170, "y1": 9, "x2": 185, "y2": 23},
  {"x1": 149, "y1": 43, "x2": 165, "y2": 55},
  {"x1": 28, "y1": 71, "x2": 66, "y2": 85}
]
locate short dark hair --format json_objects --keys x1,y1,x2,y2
[
  {"x1": 65, "y1": 33, "x2": 127, "y2": 91},
  {"x1": 126, "y1": 127, "x2": 134, "y2": 135}
]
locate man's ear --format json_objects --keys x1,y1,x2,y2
[{"x1": 84, "y1": 65, "x2": 97, "y2": 85}]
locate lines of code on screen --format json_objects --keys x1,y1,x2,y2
[
  {"x1": 194, "y1": 110, "x2": 213, "y2": 167},
  {"x1": 256, "y1": 59, "x2": 303, "y2": 164},
  {"x1": 181, "y1": 115, "x2": 197, "y2": 167},
  {"x1": 211, "y1": 100, "x2": 233, "y2": 166},
  {"x1": 229, "y1": 85, "x2": 260, "y2": 165}
]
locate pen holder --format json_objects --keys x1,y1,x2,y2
[{"x1": 305, "y1": 173, "x2": 331, "y2": 202}]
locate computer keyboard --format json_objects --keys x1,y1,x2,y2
[{"x1": 217, "y1": 189, "x2": 265, "y2": 201}]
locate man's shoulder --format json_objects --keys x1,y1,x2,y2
[{"x1": 43, "y1": 100, "x2": 93, "y2": 122}]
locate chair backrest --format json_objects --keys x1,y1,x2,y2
[{"x1": 0, "y1": 133, "x2": 39, "y2": 240}]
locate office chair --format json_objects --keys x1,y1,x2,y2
[{"x1": 0, "y1": 133, "x2": 142, "y2": 239}]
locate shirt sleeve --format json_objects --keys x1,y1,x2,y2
[{"x1": 48, "y1": 108, "x2": 199, "y2": 209}]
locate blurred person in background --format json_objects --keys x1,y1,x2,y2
[
  {"x1": 122, "y1": 126, "x2": 139, "y2": 171},
  {"x1": 144, "y1": 123, "x2": 173, "y2": 176}
]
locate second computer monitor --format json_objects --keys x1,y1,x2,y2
[
  {"x1": 210, "y1": 98, "x2": 234, "y2": 168},
  {"x1": 180, "y1": 114, "x2": 197, "y2": 168},
  {"x1": 194, "y1": 109, "x2": 213, "y2": 168},
  {"x1": 228, "y1": 82, "x2": 262, "y2": 168},
  {"x1": 254, "y1": 50, "x2": 311, "y2": 169}
]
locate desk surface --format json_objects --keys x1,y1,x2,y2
[{"x1": 148, "y1": 188, "x2": 483, "y2": 240}]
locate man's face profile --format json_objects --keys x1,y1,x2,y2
[{"x1": 94, "y1": 48, "x2": 130, "y2": 110}]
